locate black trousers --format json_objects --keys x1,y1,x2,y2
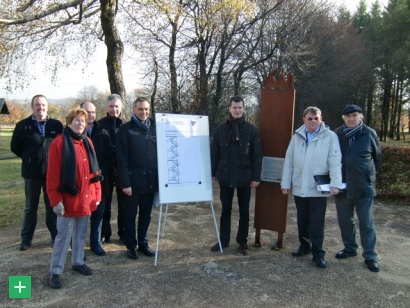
[
  {"x1": 21, "y1": 178, "x2": 57, "y2": 244},
  {"x1": 102, "y1": 176, "x2": 127, "y2": 241},
  {"x1": 219, "y1": 184, "x2": 251, "y2": 247},
  {"x1": 294, "y1": 196, "x2": 327, "y2": 258},
  {"x1": 123, "y1": 192, "x2": 154, "y2": 249}
]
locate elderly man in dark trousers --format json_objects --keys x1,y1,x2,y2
[
  {"x1": 98, "y1": 94, "x2": 126, "y2": 243},
  {"x1": 210, "y1": 96, "x2": 262, "y2": 256},
  {"x1": 11, "y1": 94, "x2": 63, "y2": 250},
  {"x1": 116, "y1": 97, "x2": 158, "y2": 260},
  {"x1": 334, "y1": 104, "x2": 381, "y2": 272}
]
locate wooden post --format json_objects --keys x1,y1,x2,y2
[{"x1": 254, "y1": 69, "x2": 295, "y2": 249}]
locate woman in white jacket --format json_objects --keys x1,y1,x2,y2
[{"x1": 281, "y1": 106, "x2": 342, "y2": 269}]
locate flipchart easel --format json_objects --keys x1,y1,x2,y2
[{"x1": 154, "y1": 113, "x2": 221, "y2": 266}]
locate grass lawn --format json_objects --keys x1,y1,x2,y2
[{"x1": 0, "y1": 185, "x2": 26, "y2": 228}]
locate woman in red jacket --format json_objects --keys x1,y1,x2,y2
[{"x1": 47, "y1": 108, "x2": 102, "y2": 289}]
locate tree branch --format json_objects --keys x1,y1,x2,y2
[{"x1": 0, "y1": 0, "x2": 86, "y2": 25}]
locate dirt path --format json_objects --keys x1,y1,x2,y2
[{"x1": 1, "y1": 187, "x2": 409, "y2": 307}]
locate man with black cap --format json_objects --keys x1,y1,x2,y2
[{"x1": 334, "y1": 104, "x2": 381, "y2": 272}]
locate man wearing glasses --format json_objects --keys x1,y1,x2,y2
[{"x1": 281, "y1": 106, "x2": 343, "y2": 269}]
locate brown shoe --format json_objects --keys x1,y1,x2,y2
[
  {"x1": 239, "y1": 244, "x2": 249, "y2": 256},
  {"x1": 210, "y1": 243, "x2": 229, "y2": 251}
]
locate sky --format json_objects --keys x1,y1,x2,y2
[{"x1": 0, "y1": 0, "x2": 389, "y2": 101}]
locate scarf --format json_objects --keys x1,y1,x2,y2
[
  {"x1": 343, "y1": 121, "x2": 363, "y2": 145},
  {"x1": 228, "y1": 114, "x2": 245, "y2": 142},
  {"x1": 132, "y1": 114, "x2": 151, "y2": 138},
  {"x1": 58, "y1": 127, "x2": 103, "y2": 195}
]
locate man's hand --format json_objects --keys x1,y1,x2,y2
[
  {"x1": 282, "y1": 189, "x2": 289, "y2": 195},
  {"x1": 330, "y1": 187, "x2": 339, "y2": 195},
  {"x1": 53, "y1": 202, "x2": 65, "y2": 216},
  {"x1": 250, "y1": 181, "x2": 260, "y2": 188},
  {"x1": 123, "y1": 187, "x2": 132, "y2": 196}
]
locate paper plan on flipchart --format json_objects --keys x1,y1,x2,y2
[{"x1": 162, "y1": 117, "x2": 202, "y2": 186}]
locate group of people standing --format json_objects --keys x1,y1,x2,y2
[
  {"x1": 10, "y1": 94, "x2": 381, "y2": 290},
  {"x1": 11, "y1": 94, "x2": 158, "y2": 289}
]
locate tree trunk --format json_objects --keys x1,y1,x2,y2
[{"x1": 100, "y1": 0, "x2": 126, "y2": 100}]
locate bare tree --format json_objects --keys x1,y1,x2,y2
[{"x1": 0, "y1": 0, "x2": 125, "y2": 99}]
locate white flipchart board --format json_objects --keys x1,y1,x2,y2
[{"x1": 155, "y1": 113, "x2": 213, "y2": 204}]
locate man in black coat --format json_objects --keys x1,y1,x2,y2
[
  {"x1": 334, "y1": 104, "x2": 382, "y2": 272},
  {"x1": 116, "y1": 97, "x2": 158, "y2": 260},
  {"x1": 81, "y1": 101, "x2": 115, "y2": 256},
  {"x1": 210, "y1": 96, "x2": 262, "y2": 256},
  {"x1": 11, "y1": 94, "x2": 64, "y2": 250},
  {"x1": 97, "y1": 94, "x2": 126, "y2": 243}
]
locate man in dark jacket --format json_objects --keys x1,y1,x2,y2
[
  {"x1": 10, "y1": 94, "x2": 64, "y2": 250},
  {"x1": 81, "y1": 101, "x2": 115, "y2": 256},
  {"x1": 116, "y1": 97, "x2": 158, "y2": 260},
  {"x1": 334, "y1": 104, "x2": 381, "y2": 272},
  {"x1": 97, "y1": 94, "x2": 126, "y2": 243},
  {"x1": 210, "y1": 96, "x2": 262, "y2": 256}
]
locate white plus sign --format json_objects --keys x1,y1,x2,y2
[{"x1": 14, "y1": 281, "x2": 26, "y2": 293}]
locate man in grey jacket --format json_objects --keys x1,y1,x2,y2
[
  {"x1": 334, "y1": 104, "x2": 381, "y2": 272},
  {"x1": 281, "y1": 106, "x2": 342, "y2": 269}
]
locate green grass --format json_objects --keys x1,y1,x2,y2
[
  {"x1": 0, "y1": 158, "x2": 21, "y2": 184},
  {"x1": 0, "y1": 185, "x2": 26, "y2": 227}
]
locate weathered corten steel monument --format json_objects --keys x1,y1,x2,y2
[{"x1": 254, "y1": 69, "x2": 295, "y2": 249}]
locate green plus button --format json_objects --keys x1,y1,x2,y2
[{"x1": 9, "y1": 276, "x2": 32, "y2": 298}]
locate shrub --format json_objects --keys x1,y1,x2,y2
[{"x1": 376, "y1": 146, "x2": 410, "y2": 204}]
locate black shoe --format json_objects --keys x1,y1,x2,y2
[
  {"x1": 138, "y1": 245, "x2": 156, "y2": 257},
  {"x1": 72, "y1": 264, "x2": 92, "y2": 275},
  {"x1": 90, "y1": 245, "x2": 106, "y2": 256},
  {"x1": 49, "y1": 274, "x2": 62, "y2": 289},
  {"x1": 335, "y1": 249, "x2": 357, "y2": 259},
  {"x1": 210, "y1": 243, "x2": 229, "y2": 251},
  {"x1": 18, "y1": 242, "x2": 31, "y2": 251},
  {"x1": 291, "y1": 247, "x2": 310, "y2": 257},
  {"x1": 365, "y1": 259, "x2": 380, "y2": 272},
  {"x1": 239, "y1": 244, "x2": 249, "y2": 256},
  {"x1": 312, "y1": 257, "x2": 327, "y2": 268},
  {"x1": 127, "y1": 248, "x2": 139, "y2": 260}
]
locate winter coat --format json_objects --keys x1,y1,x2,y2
[
  {"x1": 211, "y1": 120, "x2": 262, "y2": 188},
  {"x1": 46, "y1": 134, "x2": 101, "y2": 217},
  {"x1": 97, "y1": 114, "x2": 124, "y2": 144},
  {"x1": 115, "y1": 118, "x2": 158, "y2": 194},
  {"x1": 334, "y1": 124, "x2": 381, "y2": 198},
  {"x1": 10, "y1": 116, "x2": 63, "y2": 179},
  {"x1": 88, "y1": 121, "x2": 115, "y2": 197},
  {"x1": 281, "y1": 122, "x2": 343, "y2": 197}
]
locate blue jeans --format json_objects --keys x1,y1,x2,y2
[
  {"x1": 123, "y1": 192, "x2": 154, "y2": 249},
  {"x1": 294, "y1": 196, "x2": 327, "y2": 258},
  {"x1": 90, "y1": 199, "x2": 106, "y2": 248},
  {"x1": 219, "y1": 184, "x2": 251, "y2": 246},
  {"x1": 335, "y1": 195, "x2": 377, "y2": 260},
  {"x1": 21, "y1": 178, "x2": 57, "y2": 244}
]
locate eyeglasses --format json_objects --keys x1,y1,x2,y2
[
  {"x1": 307, "y1": 117, "x2": 320, "y2": 121},
  {"x1": 72, "y1": 119, "x2": 86, "y2": 125}
]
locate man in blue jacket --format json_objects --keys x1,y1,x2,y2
[
  {"x1": 334, "y1": 104, "x2": 381, "y2": 272},
  {"x1": 11, "y1": 94, "x2": 63, "y2": 250}
]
